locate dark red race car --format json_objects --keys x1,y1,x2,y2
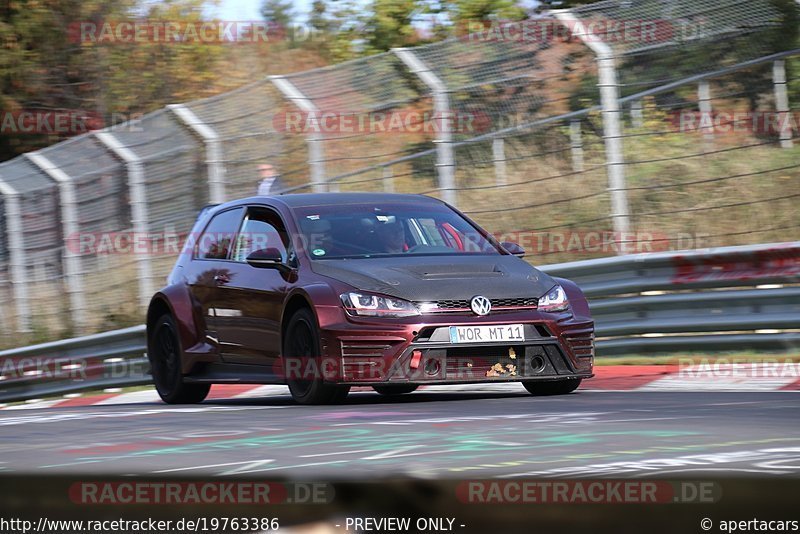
[{"x1": 146, "y1": 193, "x2": 594, "y2": 404}]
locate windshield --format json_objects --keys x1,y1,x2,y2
[{"x1": 292, "y1": 203, "x2": 502, "y2": 259}]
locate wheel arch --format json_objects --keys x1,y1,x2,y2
[
  {"x1": 281, "y1": 291, "x2": 316, "y2": 344},
  {"x1": 146, "y1": 295, "x2": 174, "y2": 335},
  {"x1": 146, "y1": 284, "x2": 207, "y2": 374}
]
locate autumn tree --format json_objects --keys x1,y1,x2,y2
[{"x1": 260, "y1": 0, "x2": 294, "y2": 28}]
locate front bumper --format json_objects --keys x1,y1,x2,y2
[{"x1": 319, "y1": 311, "x2": 594, "y2": 385}]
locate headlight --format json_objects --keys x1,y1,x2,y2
[
  {"x1": 340, "y1": 292, "x2": 420, "y2": 318},
  {"x1": 538, "y1": 285, "x2": 570, "y2": 313}
]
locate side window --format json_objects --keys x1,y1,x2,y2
[
  {"x1": 195, "y1": 207, "x2": 244, "y2": 260},
  {"x1": 233, "y1": 208, "x2": 289, "y2": 263}
]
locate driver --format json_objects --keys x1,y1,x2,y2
[{"x1": 375, "y1": 221, "x2": 405, "y2": 254}]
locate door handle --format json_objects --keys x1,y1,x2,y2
[{"x1": 214, "y1": 273, "x2": 230, "y2": 284}]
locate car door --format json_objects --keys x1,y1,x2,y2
[
  {"x1": 185, "y1": 206, "x2": 244, "y2": 351},
  {"x1": 214, "y1": 205, "x2": 294, "y2": 366}
]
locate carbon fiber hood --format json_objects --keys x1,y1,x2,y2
[{"x1": 311, "y1": 255, "x2": 556, "y2": 301}]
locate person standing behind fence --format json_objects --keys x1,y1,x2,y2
[{"x1": 256, "y1": 163, "x2": 286, "y2": 195}]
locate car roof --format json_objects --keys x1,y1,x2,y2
[{"x1": 239, "y1": 192, "x2": 445, "y2": 209}]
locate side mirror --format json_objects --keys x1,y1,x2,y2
[
  {"x1": 501, "y1": 241, "x2": 525, "y2": 258},
  {"x1": 246, "y1": 248, "x2": 287, "y2": 270}
]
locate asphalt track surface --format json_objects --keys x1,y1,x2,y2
[{"x1": 1, "y1": 388, "x2": 799, "y2": 478}]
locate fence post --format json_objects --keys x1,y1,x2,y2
[
  {"x1": 492, "y1": 137, "x2": 507, "y2": 186},
  {"x1": 382, "y1": 167, "x2": 395, "y2": 193},
  {"x1": 569, "y1": 120, "x2": 584, "y2": 172},
  {"x1": 269, "y1": 75, "x2": 327, "y2": 193},
  {"x1": 95, "y1": 132, "x2": 154, "y2": 310},
  {"x1": 0, "y1": 178, "x2": 30, "y2": 332},
  {"x1": 393, "y1": 48, "x2": 457, "y2": 208},
  {"x1": 630, "y1": 99, "x2": 643, "y2": 128},
  {"x1": 25, "y1": 152, "x2": 88, "y2": 333},
  {"x1": 698, "y1": 80, "x2": 714, "y2": 146},
  {"x1": 773, "y1": 60, "x2": 793, "y2": 149},
  {"x1": 555, "y1": 11, "x2": 630, "y2": 249},
  {"x1": 167, "y1": 104, "x2": 227, "y2": 203}
]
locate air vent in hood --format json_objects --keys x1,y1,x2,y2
[{"x1": 399, "y1": 264, "x2": 504, "y2": 280}]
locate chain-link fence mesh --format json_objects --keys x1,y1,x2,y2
[
  {"x1": 410, "y1": 33, "x2": 584, "y2": 132},
  {"x1": 620, "y1": 61, "x2": 800, "y2": 252},
  {"x1": 280, "y1": 51, "x2": 427, "y2": 180},
  {"x1": 0, "y1": 0, "x2": 797, "y2": 346},
  {"x1": 111, "y1": 110, "x2": 206, "y2": 233},
  {"x1": 37, "y1": 133, "x2": 135, "y2": 332},
  {"x1": 569, "y1": 0, "x2": 785, "y2": 99},
  {"x1": 0, "y1": 195, "x2": 6, "y2": 333},
  {"x1": 449, "y1": 119, "x2": 610, "y2": 262},
  {"x1": 107, "y1": 109, "x2": 205, "y2": 297},
  {"x1": 0, "y1": 157, "x2": 64, "y2": 339},
  {"x1": 0, "y1": 195, "x2": 6, "y2": 268},
  {"x1": 184, "y1": 79, "x2": 306, "y2": 198}
]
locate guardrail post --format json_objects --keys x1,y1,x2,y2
[
  {"x1": 773, "y1": 60, "x2": 793, "y2": 149},
  {"x1": 569, "y1": 120, "x2": 584, "y2": 172},
  {"x1": 393, "y1": 48, "x2": 457, "y2": 208},
  {"x1": 25, "y1": 152, "x2": 88, "y2": 332},
  {"x1": 491, "y1": 137, "x2": 507, "y2": 186},
  {"x1": 554, "y1": 11, "x2": 631, "y2": 248},
  {"x1": 0, "y1": 178, "x2": 30, "y2": 332},
  {"x1": 269, "y1": 75, "x2": 328, "y2": 193},
  {"x1": 95, "y1": 131, "x2": 154, "y2": 310},
  {"x1": 168, "y1": 104, "x2": 227, "y2": 203}
]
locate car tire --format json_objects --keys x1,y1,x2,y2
[
  {"x1": 284, "y1": 308, "x2": 340, "y2": 405},
  {"x1": 330, "y1": 386, "x2": 351, "y2": 403},
  {"x1": 372, "y1": 384, "x2": 419, "y2": 395},
  {"x1": 522, "y1": 378, "x2": 582, "y2": 396},
  {"x1": 148, "y1": 314, "x2": 210, "y2": 404}
]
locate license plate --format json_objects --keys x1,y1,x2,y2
[{"x1": 449, "y1": 324, "x2": 525, "y2": 344}]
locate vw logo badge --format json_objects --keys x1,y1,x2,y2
[{"x1": 470, "y1": 295, "x2": 492, "y2": 316}]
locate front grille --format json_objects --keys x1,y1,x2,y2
[
  {"x1": 434, "y1": 299, "x2": 471, "y2": 310},
  {"x1": 494, "y1": 297, "x2": 538, "y2": 308},
  {"x1": 445, "y1": 348, "x2": 521, "y2": 379},
  {"x1": 423, "y1": 297, "x2": 538, "y2": 313},
  {"x1": 441, "y1": 344, "x2": 571, "y2": 379}
]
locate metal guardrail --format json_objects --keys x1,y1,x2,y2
[
  {"x1": 542, "y1": 241, "x2": 800, "y2": 354},
  {"x1": 0, "y1": 326, "x2": 149, "y2": 403},
  {"x1": 1, "y1": 242, "x2": 798, "y2": 402}
]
